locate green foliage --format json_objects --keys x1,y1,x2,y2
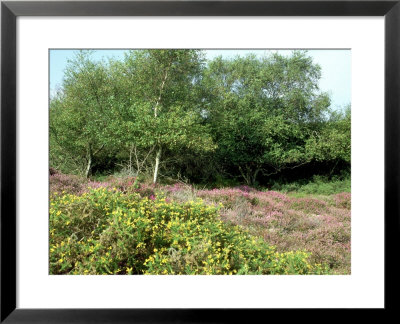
[
  {"x1": 211, "y1": 175, "x2": 240, "y2": 189},
  {"x1": 306, "y1": 106, "x2": 351, "y2": 163},
  {"x1": 271, "y1": 175, "x2": 351, "y2": 195},
  {"x1": 50, "y1": 51, "x2": 118, "y2": 176},
  {"x1": 50, "y1": 50, "x2": 215, "y2": 181},
  {"x1": 201, "y1": 51, "x2": 334, "y2": 185},
  {"x1": 50, "y1": 49, "x2": 350, "y2": 186},
  {"x1": 50, "y1": 188, "x2": 330, "y2": 275}
]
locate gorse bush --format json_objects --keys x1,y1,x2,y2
[
  {"x1": 49, "y1": 188, "x2": 330, "y2": 275},
  {"x1": 49, "y1": 173, "x2": 351, "y2": 274}
]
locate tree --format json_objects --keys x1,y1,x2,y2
[
  {"x1": 50, "y1": 51, "x2": 113, "y2": 177},
  {"x1": 112, "y1": 50, "x2": 215, "y2": 183},
  {"x1": 201, "y1": 51, "x2": 331, "y2": 185},
  {"x1": 306, "y1": 105, "x2": 351, "y2": 164},
  {"x1": 50, "y1": 50, "x2": 349, "y2": 186}
]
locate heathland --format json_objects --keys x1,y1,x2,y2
[{"x1": 50, "y1": 50, "x2": 350, "y2": 275}]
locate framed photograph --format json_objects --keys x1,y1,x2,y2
[{"x1": 1, "y1": 0, "x2": 398, "y2": 321}]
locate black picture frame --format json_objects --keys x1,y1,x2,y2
[{"x1": 1, "y1": 0, "x2": 398, "y2": 322}]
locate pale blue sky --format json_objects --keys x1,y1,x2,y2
[{"x1": 50, "y1": 49, "x2": 351, "y2": 110}]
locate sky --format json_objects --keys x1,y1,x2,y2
[{"x1": 50, "y1": 49, "x2": 351, "y2": 111}]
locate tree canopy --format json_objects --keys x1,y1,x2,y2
[{"x1": 50, "y1": 50, "x2": 350, "y2": 185}]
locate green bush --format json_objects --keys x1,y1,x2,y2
[
  {"x1": 50, "y1": 188, "x2": 330, "y2": 275},
  {"x1": 271, "y1": 176, "x2": 350, "y2": 195}
]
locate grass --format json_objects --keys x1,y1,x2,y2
[
  {"x1": 270, "y1": 176, "x2": 351, "y2": 195},
  {"x1": 49, "y1": 173, "x2": 350, "y2": 274}
]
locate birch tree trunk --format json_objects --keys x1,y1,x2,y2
[
  {"x1": 85, "y1": 144, "x2": 92, "y2": 178},
  {"x1": 153, "y1": 146, "x2": 162, "y2": 184},
  {"x1": 152, "y1": 67, "x2": 169, "y2": 184}
]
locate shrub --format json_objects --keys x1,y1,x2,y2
[
  {"x1": 49, "y1": 188, "x2": 330, "y2": 275},
  {"x1": 271, "y1": 177, "x2": 350, "y2": 195},
  {"x1": 333, "y1": 192, "x2": 351, "y2": 209},
  {"x1": 50, "y1": 173, "x2": 86, "y2": 195},
  {"x1": 185, "y1": 186, "x2": 350, "y2": 274}
]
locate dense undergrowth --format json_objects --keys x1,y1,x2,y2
[
  {"x1": 270, "y1": 175, "x2": 351, "y2": 195},
  {"x1": 50, "y1": 173, "x2": 350, "y2": 275}
]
